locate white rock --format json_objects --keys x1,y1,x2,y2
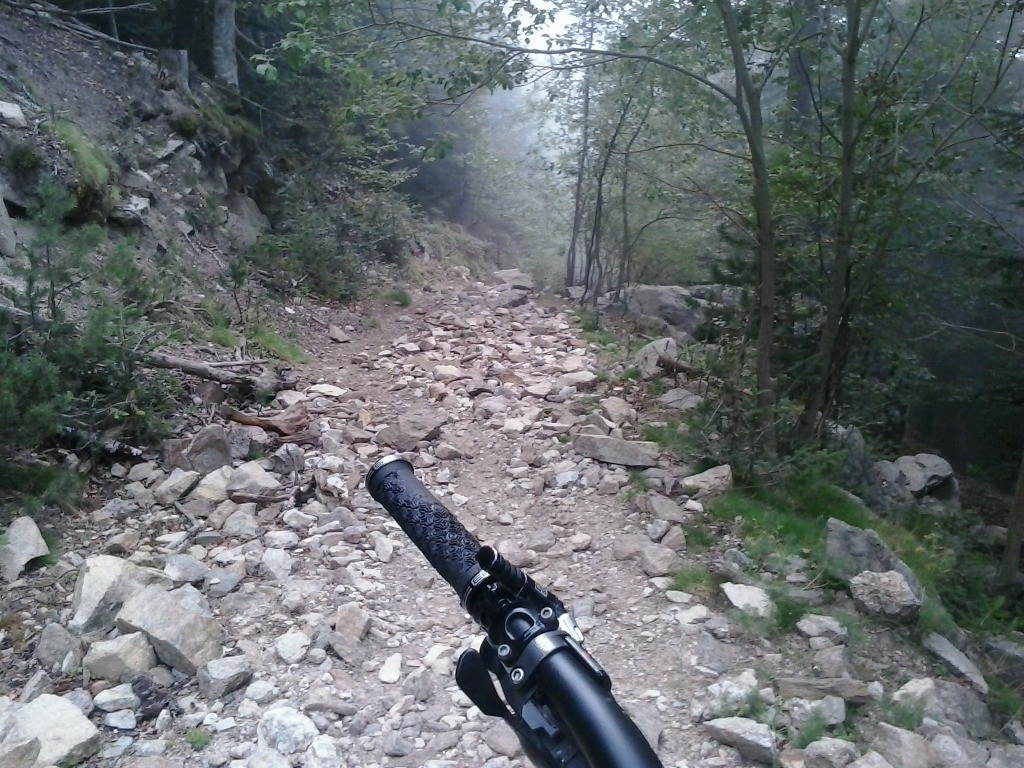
[
  {"x1": 721, "y1": 582, "x2": 775, "y2": 619},
  {"x1": 275, "y1": 629, "x2": 311, "y2": 664},
  {"x1": 379, "y1": 652, "x2": 403, "y2": 683}
]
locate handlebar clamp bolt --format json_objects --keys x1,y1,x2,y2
[
  {"x1": 510, "y1": 668, "x2": 525, "y2": 683},
  {"x1": 540, "y1": 607, "x2": 554, "y2": 620},
  {"x1": 497, "y1": 644, "x2": 512, "y2": 658}
]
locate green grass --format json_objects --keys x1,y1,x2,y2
[
  {"x1": 789, "y1": 711, "x2": 829, "y2": 749},
  {"x1": 383, "y1": 288, "x2": 412, "y2": 307},
  {"x1": 646, "y1": 378, "x2": 669, "y2": 397},
  {"x1": 185, "y1": 728, "x2": 212, "y2": 751},
  {"x1": 209, "y1": 326, "x2": 238, "y2": 349},
  {"x1": 621, "y1": 366, "x2": 642, "y2": 380},
  {"x1": 643, "y1": 421, "x2": 694, "y2": 459},
  {"x1": 683, "y1": 524, "x2": 715, "y2": 552},
  {"x1": 672, "y1": 567, "x2": 717, "y2": 597},
  {"x1": 582, "y1": 328, "x2": 617, "y2": 347},
  {"x1": 988, "y1": 678, "x2": 1024, "y2": 723},
  {"x1": 577, "y1": 310, "x2": 601, "y2": 332},
  {"x1": 249, "y1": 325, "x2": 306, "y2": 363},
  {"x1": 879, "y1": 696, "x2": 925, "y2": 731},
  {"x1": 46, "y1": 119, "x2": 112, "y2": 193}
]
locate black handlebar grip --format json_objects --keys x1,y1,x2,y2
[{"x1": 365, "y1": 456, "x2": 482, "y2": 600}]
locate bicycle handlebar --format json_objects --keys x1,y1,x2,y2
[
  {"x1": 365, "y1": 455, "x2": 482, "y2": 600},
  {"x1": 365, "y1": 455, "x2": 663, "y2": 768}
]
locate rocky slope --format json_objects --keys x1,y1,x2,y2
[{"x1": 2, "y1": 274, "x2": 1023, "y2": 768}]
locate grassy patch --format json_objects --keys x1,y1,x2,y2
[
  {"x1": 383, "y1": 288, "x2": 412, "y2": 307},
  {"x1": 673, "y1": 567, "x2": 717, "y2": 597},
  {"x1": 643, "y1": 421, "x2": 694, "y2": 459},
  {"x1": 208, "y1": 326, "x2": 238, "y2": 349},
  {"x1": 879, "y1": 696, "x2": 925, "y2": 731},
  {"x1": 683, "y1": 523, "x2": 715, "y2": 552},
  {"x1": 185, "y1": 728, "x2": 212, "y2": 751},
  {"x1": 621, "y1": 366, "x2": 642, "y2": 380},
  {"x1": 646, "y1": 378, "x2": 669, "y2": 397},
  {"x1": 249, "y1": 325, "x2": 306, "y2": 363},
  {"x1": 577, "y1": 310, "x2": 601, "y2": 332},
  {"x1": 582, "y1": 328, "x2": 617, "y2": 347},
  {"x1": 789, "y1": 711, "x2": 829, "y2": 749},
  {"x1": 46, "y1": 119, "x2": 113, "y2": 203}
]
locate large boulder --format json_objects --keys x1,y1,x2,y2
[
  {"x1": 682, "y1": 465, "x2": 733, "y2": 498},
  {"x1": 9, "y1": 694, "x2": 102, "y2": 767},
  {"x1": 0, "y1": 517, "x2": 49, "y2": 582},
  {"x1": 68, "y1": 555, "x2": 169, "y2": 634},
  {"x1": 704, "y1": 717, "x2": 776, "y2": 764},
  {"x1": 823, "y1": 518, "x2": 922, "y2": 597},
  {"x1": 618, "y1": 286, "x2": 733, "y2": 335},
  {"x1": 83, "y1": 632, "x2": 157, "y2": 683},
  {"x1": 635, "y1": 338, "x2": 677, "y2": 379},
  {"x1": 115, "y1": 584, "x2": 222, "y2": 675},
  {"x1": 849, "y1": 570, "x2": 922, "y2": 623}
]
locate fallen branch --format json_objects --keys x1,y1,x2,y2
[
  {"x1": 218, "y1": 402, "x2": 310, "y2": 436},
  {"x1": 657, "y1": 355, "x2": 693, "y2": 375},
  {"x1": 143, "y1": 351, "x2": 297, "y2": 394}
]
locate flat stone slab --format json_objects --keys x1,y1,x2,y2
[
  {"x1": 923, "y1": 633, "x2": 988, "y2": 695},
  {"x1": 573, "y1": 434, "x2": 660, "y2": 467}
]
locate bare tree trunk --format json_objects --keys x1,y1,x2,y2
[
  {"x1": 716, "y1": 0, "x2": 778, "y2": 456},
  {"x1": 998, "y1": 447, "x2": 1024, "y2": 585},
  {"x1": 799, "y1": 0, "x2": 863, "y2": 438},
  {"x1": 565, "y1": 17, "x2": 595, "y2": 289},
  {"x1": 212, "y1": 0, "x2": 238, "y2": 91}
]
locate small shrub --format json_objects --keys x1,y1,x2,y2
[
  {"x1": 45, "y1": 120, "x2": 114, "y2": 214},
  {"x1": 577, "y1": 310, "x2": 600, "y2": 332},
  {"x1": 621, "y1": 366, "x2": 642, "y2": 380},
  {"x1": 646, "y1": 378, "x2": 669, "y2": 397},
  {"x1": 789, "y1": 710, "x2": 829, "y2": 749},
  {"x1": 879, "y1": 696, "x2": 925, "y2": 731},
  {"x1": 383, "y1": 288, "x2": 412, "y2": 307},
  {"x1": 185, "y1": 728, "x2": 212, "y2": 751},
  {"x1": 988, "y1": 679, "x2": 1024, "y2": 723},
  {"x1": 3, "y1": 142, "x2": 44, "y2": 179},
  {"x1": 683, "y1": 524, "x2": 714, "y2": 552}
]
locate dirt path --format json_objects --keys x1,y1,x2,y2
[{"x1": 266, "y1": 276, "x2": 745, "y2": 768}]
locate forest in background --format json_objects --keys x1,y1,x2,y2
[{"x1": 3, "y1": 0, "x2": 1024, "y2": 586}]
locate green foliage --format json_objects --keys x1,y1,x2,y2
[
  {"x1": 672, "y1": 567, "x2": 716, "y2": 597},
  {"x1": 642, "y1": 420, "x2": 694, "y2": 460},
  {"x1": 682, "y1": 523, "x2": 714, "y2": 553},
  {"x1": 789, "y1": 711, "x2": 829, "y2": 749},
  {"x1": 879, "y1": 696, "x2": 925, "y2": 731},
  {"x1": 0, "y1": 349, "x2": 71, "y2": 454},
  {"x1": 43, "y1": 119, "x2": 114, "y2": 214},
  {"x1": 250, "y1": 190, "x2": 408, "y2": 303},
  {"x1": 185, "y1": 729, "x2": 212, "y2": 751},
  {"x1": 5, "y1": 180, "x2": 103, "y2": 323},
  {"x1": 382, "y1": 288, "x2": 412, "y2": 307},
  {"x1": 988, "y1": 678, "x2": 1024, "y2": 723},
  {"x1": 3, "y1": 142, "x2": 44, "y2": 180},
  {"x1": 249, "y1": 325, "x2": 306, "y2": 363},
  {"x1": 0, "y1": 180, "x2": 179, "y2": 491}
]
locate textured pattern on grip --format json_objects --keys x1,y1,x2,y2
[{"x1": 373, "y1": 471, "x2": 481, "y2": 597}]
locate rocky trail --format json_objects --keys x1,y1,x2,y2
[{"x1": 2, "y1": 273, "x2": 1023, "y2": 768}]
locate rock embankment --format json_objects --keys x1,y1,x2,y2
[{"x1": 2, "y1": 274, "x2": 1023, "y2": 768}]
